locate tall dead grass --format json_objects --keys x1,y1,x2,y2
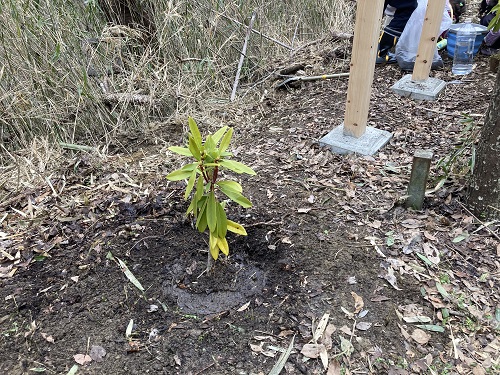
[{"x1": 0, "y1": 0, "x2": 355, "y2": 161}]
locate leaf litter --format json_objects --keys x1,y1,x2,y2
[{"x1": 0, "y1": 35, "x2": 498, "y2": 375}]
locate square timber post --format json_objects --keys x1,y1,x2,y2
[
  {"x1": 320, "y1": 0, "x2": 392, "y2": 155},
  {"x1": 391, "y1": 0, "x2": 447, "y2": 100}
]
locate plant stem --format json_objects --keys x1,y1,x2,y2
[{"x1": 206, "y1": 250, "x2": 213, "y2": 273}]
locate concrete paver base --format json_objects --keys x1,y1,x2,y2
[
  {"x1": 319, "y1": 124, "x2": 393, "y2": 156},
  {"x1": 390, "y1": 74, "x2": 446, "y2": 101}
]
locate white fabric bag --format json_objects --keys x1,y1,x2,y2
[{"x1": 395, "y1": 0, "x2": 453, "y2": 70}]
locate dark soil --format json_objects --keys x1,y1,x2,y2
[{"x1": 0, "y1": 42, "x2": 499, "y2": 375}]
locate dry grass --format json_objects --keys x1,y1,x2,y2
[{"x1": 0, "y1": 0, "x2": 355, "y2": 195}]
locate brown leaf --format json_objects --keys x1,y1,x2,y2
[
  {"x1": 278, "y1": 330, "x2": 295, "y2": 337},
  {"x1": 411, "y1": 328, "x2": 431, "y2": 345},
  {"x1": 371, "y1": 295, "x2": 390, "y2": 302},
  {"x1": 401, "y1": 219, "x2": 424, "y2": 229},
  {"x1": 472, "y1": 365, "x2": 486, "y2": 375},
  {"x1": 351, "y1": 291, "x2": 364, "y2": 314},
  {"x1": 327, "y1": 359, "x2": 341, "y2": 375},
  {"x1": 398, "y1": 324, "x2": 411, "y2": 341},
  {"x1": 300, "y1": 343, "x2": 326, "y2": 359},
  {"x1": 423, "y1": 231, "x2": 437, "y2": 241},
  {"x1": 368, "y1": 220, "x2": 381, "y2": 229},
  {"x1": 41, "y1": 332, "x2": 54, "y2": 343},
  {"x1": 74, "y1": 354, "x2": 92, "y2": 365}
]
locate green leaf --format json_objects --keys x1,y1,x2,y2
[
  {"x1": 452, "y1": 232, "x2": 469, "y2": 243},
  {"x1": 66, "y1": 365, "x2": 79, "y2": 375},
  {"x1": 188, "y1": 136, "x2": 201, "y2": 160},
  {"x1": 339, "y1": 335, "x2": 354, "y2": 356},
  {"x1": 216, "y1": 202, "x2": 227, "y2": 238},
  {"x1": 115, "y1": 257, "x2": 144, "y2": 292},
  {"x1": 217, "y1": 180, "x2": 242, "y2": 193},
  {"x1": 188, "y1": 117, "x2": 202, "y2": 147},
  {"x1": 205, "y1": 135, "x2": 216, "y2": 154},
  {"x1": 268, "y1": 335, "x2": 295, "y2": 375},
  {"x1": 29, "y1": 368, "x2": 46, "y2": 372},
  {"x1": 416, "y1": 324, "x2": 445, "y2": 333},
  {"x1": 218, "y1": 185, "x2": 252, "y2": 208},
  {"x1": 166, "y1": 163, "x2": 198, "y2": 181},
  {"x1": 227, "y1": 220, "x2": 247, "y2": 235},
  {"x1": 184, "y1": 169, "x2": 197, "y2": 200},
  {"x1": 167, "y1": 168, "x2": 191, "y2": 181},
  {"x1": 219, "y1": 159, "x2": 256, "y2": 175},
  {"x1": 168, "y1": 146, "x2": 192, "y2": 157},
  {"x1": 209, "y1": 232, "x2": 219, "y2": 260},
  {"x1": 195, "y1": 175, "x2": 204, "y2": 200},
  {"x1": 219, "y1": 127, "x2": 233, "y2": 152},
  {"x1": 489, "y1": 4, "x2": 500, "y2": 31},
  {"x1": 186, "y1": 198, "x2": 195, "y2": 215},
  {"x1": 212, "y1": 126, "x2": 228, "y2": 144},
  {"x1": 442, "y1": 308, "x2": 450, "y2": 319},
  {"x1": 217, "y1": 237, "x2": 229, "y2": 256},
  {"x1": 435, "y1": 282, "x2": 450, "y2": 299},
  {"x1": 195, "y1": 196, "x2": 207, "y2": 217},
  {"x1": 416, "y1": 252, "x2": 434, "y2": 267},
  {"x1": 207, "y1": 192, "x2": 217, "y2": 233},
  {"x1": 196, "y1": 209, "x2": 208, "y2": 232}
]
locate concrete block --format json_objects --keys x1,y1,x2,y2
[
  {"x1": 319, "y1": 124, "x2": 393, "y2": 156},
  {"x1": 390, "y1": 74, "x2": 446, "y2": 101}
]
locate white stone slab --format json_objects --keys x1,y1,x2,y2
[
  {"x1": 390, "y1": 74, "x2": 446, "y2": 101},
  {"x1": 319, "y1": 124, "x2": 393, "y2": 156}
]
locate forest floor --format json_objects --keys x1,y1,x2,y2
[{"x1": 0, "y1": 38, "x2": 499, "y2": 375}]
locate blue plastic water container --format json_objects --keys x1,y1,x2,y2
[{"x1": 447, "y1": 23, "x2": 488, "y2": 58}]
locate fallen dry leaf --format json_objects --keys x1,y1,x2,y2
[
  {"x1": 74, "y1": 354, "x2": 92, "y2": 365},
  {"x1": 411, "y1": 328, "x2": 431, "y2": 345},
  {"x1": 472, "y1": 365, "x2": 486, "y2": 375},
  {"x1": 339, "y1": 325, "x2": 353, "y2": 336},
  {"x1": 368, "y1": 220, "x2": 382, "y2": 229},
  {"x1": 237, "y1": 301, "x2": 251, "y2": 312},
  {"x1": 322, "y1": 324, "x2": 337, "y2": 350},
  {"x1": 355, "y1": 322, "x2": 372, "y2": 331},
  {"x1": 351, "y1": 291, "x2": 364, "y2": 313},
  {"x1": 379, "y1": 263, "x2": 401, "y2": 290},
  {"x1": 327, "y1": 359, "x2": 341, "y2": 375},
  {"x1": 371, "y1": 295, "x2": 390, "y2": 302},
  {"x1": 301, "y1": 343, "x2": 327, "y2": 359},
  {"x1": 41, "y1": 332, "x2": 54, "y2": 343},
  {"x1": 398, "y1": 324, "x2": 411, "y2": 341},
  {"x1": 312, "y1": 313, "x2": 330, "y2": 343},
  {"x1": 89, "y1": 345, "x2": 106, "y2": 362}
]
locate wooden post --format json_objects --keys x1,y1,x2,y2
[
  {"x1": 406, "y1": 150, "x2": 433, "y2": 210},
  {"x1": 411, "y1": 0, "x2": 447, "y2": 81},
  {"x1": 344, "y1": 0, "x2": 385, "y2": 138}
]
